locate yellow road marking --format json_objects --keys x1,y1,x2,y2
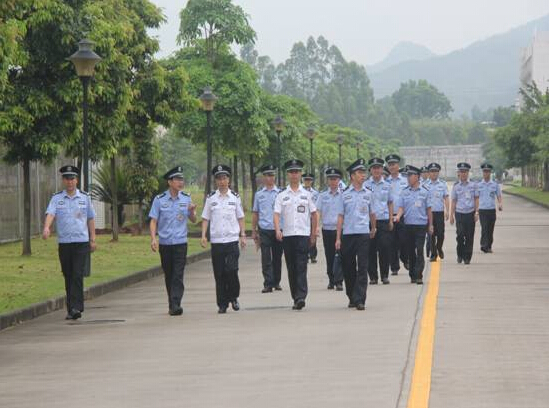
[{"x1": 407, "y1": 259, "x2": 441, "y2": 408}]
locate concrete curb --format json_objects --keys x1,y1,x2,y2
[
  {"x1": 503, "y1": 189, "x2": 549, "y2": 210},
  {"x1": 0, "y1": 249, "x2": 211, "y2": 331}
]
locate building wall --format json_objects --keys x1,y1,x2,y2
[
  {"x1": 399, "y1": 144, "x2": 485, "y2": 180},
  {"x1": 520, "y1": 32, "x2": 549, "y2": 107}
]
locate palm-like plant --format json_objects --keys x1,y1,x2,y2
[{"x1": 91, "y1": 162, "x2": 133, "y2": 227}]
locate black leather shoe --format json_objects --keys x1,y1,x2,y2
[
  {"x1": 404, "y1": 262, "x2": 410, "y2": 271},
  {"x1": 429, "y1": 256, "x2": 437, "y2": 262},
  {"x1": 439, "y1": 249, "x2": 444, "y2": 259},
  {"x1": 231, "y1": 299, "x2": 240, "y2": 311},
  {"x1": 311, "y1": 258, "x2": 317, "y2": 264},
  {"x1": 348, "y1": 302, "x2": 356, "y2": 308},
  {"x1": 391, "y1": 270, "x2": 398, "y2": 276},
  {"x1": 262, "y1": 287, "x2": 273, "y2": 293},
  {"x1": 369, "y1": 279, "x2": 378, "y2": 285},
  {"x1": 382, "y1": 278, "x2": 390, "y2": 285},
  {"x1": 69, "y1": 309, "x2": 81, "y2": 320},
  {"x1": 327, "y1": 284, "x2": 334, "y2": 290},
  {"x1": 457, "y1": 256, "x2": 463, "y2": 264},
  {"x1": 169, "y1": 307, "x2": 183, "y2": 316},
  {"x1": 487, "y1": 249, "x2": 493, "y2": 253},
  {"x1": 294, "y1": 299, "x2": 305, "y2": 310},
  {"x1": 411, "y1": 278, "x2": 417, "y2": 284},
  {"x1": 480, "y1": 247, "x2": 488, "y2": 253},
  {"x1": 464, "y1": 259, "x2": 471, "y2": 265},
  {"x1": 416, "y1": 279, "x2": 424, "y2": 285},
  {"x1": 356, "y1": 304, "x2": 365, "y2": 310},
  {"x1": 335, "y1": 283, "x2": 343, "y2": 291},
  {"x1": 218, "y1": 306, "x2": 227, "y2": 314},
  {"x1": 65, "y1": 313, "x2": 73, "y2": 320},
  {"x1": 274, "y1": 285, "x2": 282, "y2": 291}
]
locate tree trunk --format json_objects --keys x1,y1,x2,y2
[
  {"x1": 544, "y1": 161, "x2": 549, "y2": 192},
  {"x1": 22, "y1": 159, "x2": 32, "y2": 256},
  {"x1": 232, "y1": 155, "x2": 239, "y2": 193},
  {"x1": 76, "y1": 157, "x2": 83, "y2": 190},
  {"x1": 137, "y1": 196, "x2": 144, "y2": 235},
  {"x1": 241, "y1": 157, "x2": 248, "y2": 211},
  {"x1": 521, "y1": 166, "x2": 526, "y2": 187},
  {"x1": 110, "y1": 156, "x2": 119, "y2": 241},
  {"x1": 249, "y1": 154, "x2": 257, "y2": 206}
]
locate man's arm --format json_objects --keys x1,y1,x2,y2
[
  {"x1": 149, "y1": 218, "x2": 158, "y2": 252},
  {"x1": 42, "y1": 214, "x2": 55, "y2": 239},
  {"x1": 88, "y1": 218, "x2": 97, "y2": 251}
]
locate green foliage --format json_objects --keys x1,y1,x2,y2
[
  {"x1": 178, "y1": 0, "x2": 256, "y2": 65},
  {"x1": 392, "y1": 79, "x2": 453, "y2": 119}
]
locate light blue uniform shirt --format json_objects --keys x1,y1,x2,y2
[
  {"x1": 337, "y1": 185, "x2": 374, "y2": 235},
  {"x1": 45, "y1": 189, "x2": 95, "y2": 243},
  {"x1": 316, "y1": 188, "x2": 342, "y2": 230},
  {"x1": 451, "y1": 181, "x2": 479, "y2": 214},
  {"x1": 252, "y1": 186, "x2": 280, "y2": 230},
  {"x1": 149, "y1": 190, "x2": 192, "y2": 245},
  {"x1": 364, "y1": 176, "x2": 393, "y2": 221},
  {"x1": 428, "y1": 179, "x2": 449, "y2": 212},
  {"x1": 397, "y1": 185, "x2": 432, "y2": 225},
  {"x1": 387, "y1": 174, "x2": 409, "y2": 215},
  {"x1": 477, "y1": 179, "x2": 502, "y2": 210},
  {"x1": 305, "y1": 187, "x2": 319, "y2": 202}
]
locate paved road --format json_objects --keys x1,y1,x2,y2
[{"x1": 0, "y1": 193, "x2": 548, "y2": 407}]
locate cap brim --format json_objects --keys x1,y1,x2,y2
[
  {"x1": 169, "y1": 173, "x2": 184, "y2": 179},
  {"x1": 286, "y1": 166, "x2": 303, "y2": 171},
  {"x1": 262, "y1": 171, "x2": 276, "y2": 175},
  {"x1": 214, "y1": 171, "x2": 231, "y2": 177},
  {"x1": 62, "y1": 173, "x2": 78, "y2": 177}
]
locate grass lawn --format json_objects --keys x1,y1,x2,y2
[
  {"x1": 505, "y1": 185, "x2": 549, "y2": 207},
  {"x1": 0, "y1": 235, "x2": 204, "y2": 315}
]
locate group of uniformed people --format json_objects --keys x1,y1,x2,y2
[{"x1": 42, "y1": 155, "x2": 503, "y2": 319}]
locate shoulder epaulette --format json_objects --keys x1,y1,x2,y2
[
  {"x1": 180, "y1": 191, "x2": 190, "y2": 197},
  {"x1": 157, "y1": 192, "x2": 167, "y2": 199},
  {"x1": 364, "y1": 185, "x2": 373, "y2": 192},
  {"x1": 343, "y1": 186, "x2": 351, "y2": 192},
  {"x1": 453, "y1": 181, "x2": 459, "y2": 185},
  {"x1": 207, "y1": 191, "x2": 216, "y2": 198},
  {"x1": 229, "y1": 189, "x2": 240, "y2": 198},
  {"x1": 422, "y1": 185, "x2": 430, "y2": 191},
  {"x1": 52, "y1": 190, "x2": 62, "y2": 196},
  {"x1": 80, "y1": 190, "x2": 89, "y2": 196},
  {"x1": 321, "y1": 188, "x2": 328, "y2": 194}
]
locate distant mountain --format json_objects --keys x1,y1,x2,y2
[
  {"x1": 367, "y1": 41, "x2": 436, "y2": 74},
  {"x1": 368, "y1": 14, "x2": 549, "y2": 116}
]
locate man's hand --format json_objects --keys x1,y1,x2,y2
[
  {"x1": 445, "y1": 212, "x2": 449, "y2": 221},
  {"x1": 498, "y1": 204, "x2": 503, "y2": 211},
  {"x1": 276, "y1": 230, "x2": 283, "y2": 241},
  {"x1": 151, "y1": 237, "x2": 158, "y2": 252},
  {"x1": 389, "y1": 221, "x2": 394, "y2": 231},
  {"x1": 309, "y1": 234, "x2": 316, "y2": 247},
  {"x1": 42, "y1": 227, "x2": 51, "y2": 240},
  {"x1": 428, "y1": 225, "x2": 434, "y2": 235},
  {"x1": 474, "y1": 212, "x2": 479, "y2": 222},
  {"x1": 240, "y1": 235, "x2": 247, "y2": 249},
  {"x1": 188, "y1": 203, "x2": 197, "y2": 213},
  {"x1": 395, "y1": 215, "x2": 401, "y2": 224},
  {"x1": 450, "y1": 215, "x2": 455, "y2": 225},
  {"x1": 251, "y1": 230, "x2": 257, "y2": 241},
  {"x1": 335, "y1": 238, "x2": 341, "y2": 251},
  {"x1": 90, "y1": 240, "x2": 97, "y2": 252},
  {"x1": 200, "y1": 236, "x2": 208, "y2": 248},
  {"x1": 369, "y1": 228, "x2": 377, "y2": 239}
]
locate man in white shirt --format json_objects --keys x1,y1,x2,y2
[
  {"x1": 274, "y1": 159, "x2": 318, "y2": 310},
  {"x1": 201, "y1": 165, "x2": 246, "y2": 314}
]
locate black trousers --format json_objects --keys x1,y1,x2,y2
[
  {"x1": 58, "y1": 242, "x2": 89, "y2": 313},
  {"x1": 341, "y1": 234, "x2": 370, "y2": 305},
  {"x1": 405, "y1": 225, "x2": 427, "y2": 280},
  {"x1": 211, "y1": 242, "x2": 240, "y2": 308},
  {"x1": 282, "y1": 236, "x2": 309, "y2": 302},
  {"x1": 479, "y1": 209, "x2": 497, "y2": 251},
  {"x1": 368, "y1": 220, "x2": 392, "y2": 281},
  {"x1": 455, "y1": 212, "x2": 475, "y2": 262},
  {"x1": 322, "y1": 229, "x2": 341, "y2": 285},
  {"x1": 390, "y1": 219, "x2": 408, "y2": 272},
  {"x1": 430, "y1": 211, "x2": 445, "y2": 258},
  {"x1": 259, "y1": 228, "x2": 283, "y2": 288},
  {"x1": 159, "y1": 243, "x2": 187, "y2": 310}
]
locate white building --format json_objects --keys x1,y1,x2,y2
[{"x1": 520, "y1": 31, "x2": 549, "y2": 107}]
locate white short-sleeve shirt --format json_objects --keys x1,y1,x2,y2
[
  {"x1": 274, "y1": 184, "x2": 317, "y2": 237},
  {"x1": 201, "y1": 189, "x2": 244, "y2": 243}
]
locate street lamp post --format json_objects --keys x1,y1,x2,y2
[
  {"x1": 199, "y1": 87, "x2": 218, "y2": 197},
  {"x1": 273, "y1": 115, "x2": 285, "y2": 184},
  {"x1": 306, "y1": 126, "x2": 316, "y2": 176},
  {"x1": 356, "y1": 141, "x2": 362, "y2": 159},
  {"x1": 68, "y1": 39, "x2": 101, "y2": 192},
  {"x1": 336, "y1": 134, "x2": 344, "y2": 170}
]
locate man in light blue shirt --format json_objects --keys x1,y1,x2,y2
[
  {"x1": 386, "y1": 154, "x2": 409, "y2": 275},
  {"x1": 477, "y1": 163, "x2": 503, "y2": 253},
  {"x1": 364, "y1": 157, "x2": 394, "y2": 285},
  {"x1": 450, "y1": 162, "x2": 479, "y2": 264},
  {"x1": 427, "y1": 162, "x2": 449, "y2": 261},
  {"x1": 316, "y1": 167, "x2": 344, "y2": 290},
  {"x1": 303, "y1": 173, "x2": 319, "y2": 263},
  {"x1": 395, "y1": 165, "x2": 433, "y2": 285},
  {"x1": 149, "y1": 166, "x2": 197, "y2": 316},
  {"x1": 252, "y1": 164, "x2": 283, "y2": 293},
  {"x1": 335, "y1": 159, "x2": 377, "y2": 310},
  {"x1": 43, "y1": 165, "x2": 96, "y2": 320}
]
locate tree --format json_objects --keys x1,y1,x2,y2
[
  {"x1": 392, "y1": 79, "x2": 453, "y2": 119},
  {"x1": 178, "y1": 0, "x2": 256, "y2": 66}
]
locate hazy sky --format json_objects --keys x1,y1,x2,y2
[{"x1": 149, "y1": 0, "x2": 549, "y2": 66}]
